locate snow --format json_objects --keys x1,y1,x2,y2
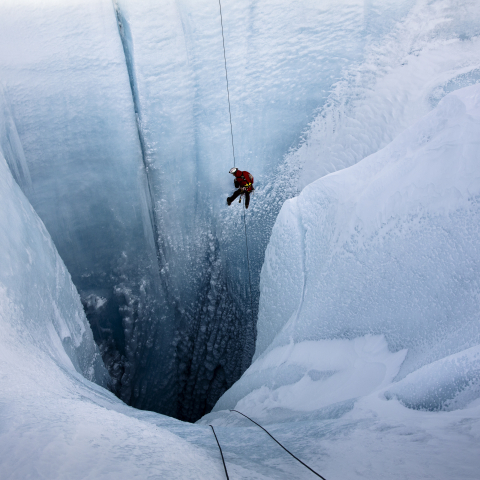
[{"x1": 216, "y1": 335, "x2": 407, "y2": 417}]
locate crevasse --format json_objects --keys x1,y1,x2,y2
[{"x1": 1, "y1": 0, "x2": 480, "y2": 425}]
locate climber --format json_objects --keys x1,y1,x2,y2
[{"x1": 227, "y1": 167, "x2": 254, "y2": 208}]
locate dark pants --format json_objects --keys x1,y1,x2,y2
[{"x1": 228, "y1": 189, "x2": 250, "y2": 208}]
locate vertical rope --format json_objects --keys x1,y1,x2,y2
[
  {"x1": 243, "y1": 202, "x2": 254, "y2": 317},
  {"x1": 210, "y1": 425, "x2": 230, "y2": 479},
  {"x1": 218, "y1": 0, "x2": 254, "y2": 318},
  {"x1": 218, "y1": 0, "x2": 236, "y2": 167}
]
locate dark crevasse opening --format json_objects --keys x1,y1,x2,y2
[
  {"x1": 0, "y1": 0, "x2": 372, "y2": 423},
  {"x1": 90, "y1": 0, "x2": 301, "y2": 422}
]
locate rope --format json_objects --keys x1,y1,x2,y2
[
  {"x1": 210, "y1": 425, "x2": 230, "y2": 479},
  {"x1": 230, "y1": 410, "x2": 327, "y2": 480},
  {"x1": 242, "y1": 202, "x2": 254, "y2": 317},
  {"x1": 218, "y1": 0, "x2": 236, "y2": 167},
  {"x1": 218, "y1": 0, "x2": 254, "y2": 318}
]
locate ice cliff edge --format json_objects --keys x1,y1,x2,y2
[{"x1": 0, "y1": 148, "x2": 109, "y2": 387}]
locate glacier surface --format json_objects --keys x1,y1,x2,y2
[
  {"x1": 1, "y1": 0, "x2": 480, "y2": 478},
  {"x1": 213, "y1": 83, "x2": 480, "y2": 414},
  {"x1": 0, "y1": 138, "x2": 242, "y2": 479}
]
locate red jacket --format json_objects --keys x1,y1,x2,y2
[{"x1": 234, "y1": 170, "x2": 254, "y2": 192}]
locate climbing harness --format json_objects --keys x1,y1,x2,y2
[
  {"x1": 230, "y1": 410, "x2": 327, "y2": 480},
  {"x1": 210, "y1": 425, "x2": 230, "y2": 479}
]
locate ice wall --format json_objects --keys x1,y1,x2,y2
[
  {"x1": 110, "y1": 0, "x2": 370, "y2": 420},
  {"x1": 2, "y1": 0, "x2": 480, "y2": 422},
  {"x1": 0, "y1": 146, "x2": 231, "y2": 479},
  {"x1": 212, "y1": 84, "x2": 480, "y2": 417},
  {"x1": 288, "y1": 0, "x2": 480, "y2": 190},
  {"x1": 0, "y1": 0, "x2": 180, "y2": 414},
  {"x1": 0, "y1": 0, "x2": 372, "y2": 420},
  {"x1": 0, "y1": 149, "x2": 108, "y2": 387}
]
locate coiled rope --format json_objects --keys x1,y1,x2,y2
[{"x1": 230, "y1": 410, "x2": 327, "y2": 480}]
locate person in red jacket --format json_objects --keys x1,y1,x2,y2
[{"x1": 227, "y1": 167, "x2": 254, "y2": 208}]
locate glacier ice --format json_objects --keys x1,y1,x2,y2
[
  {"x1": 0, "y1": 140, "x2": 237, "y2": 479},
  {"x1": 0, "y1": 0, "x2": 185, "y2": 416},
  {"x1": 3, "y1": 0, "x2": 480, "y2": 421},
  {"x1": 0, "y1": 149, "x2": 108, "y2": 387},
  {"x1": 213, "y1": 84, "x2": 480, "y2": 415},
  {"x1": 0, "y1": 139, "x2": 307, "y2": 478},
  {"x1": 200, "y1": 84, "x2": 480, "y2": 479},
  {"x1": 2, "y1": 0, "x2": 476, "y2": 422},
  {"x1": 0, "y1": 0, "x2": 378, "y2": 419},
  {"x1": 1, "y1": 0, "x2": 480, "y2": 477},
  {"x1": 290, "y1": 0, "x2": 480, "y2": 190}
]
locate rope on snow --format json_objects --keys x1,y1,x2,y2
[
  {"x1": 230, "y1": 410, "x2": 328, "y2": 479},
  {"x1": 210, "y1": 425, "x2": 230, "y2": 479}
]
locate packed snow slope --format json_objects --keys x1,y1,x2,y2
[{"x1": 201, "y1": 84, "x2": 480, "y2": 479}]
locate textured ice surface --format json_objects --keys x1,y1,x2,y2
[
  {"x1": 215, "y1": 335, "x2": 407, "y2": 417},
  {"x1": 0, "y1": 150, "x2": 107, "y2": 387},
  {"x1": 1, "y1": 1, "x2": 480, "y2": 477},
  {"x1": 231, "y1": 85, "x2": 480, "y2": 413},
  {"x1": 254, "y1": 84, "x2": 480, "y2": 373},
  {"x1": 109, "y1": 0, "x2": 370, "y2": 419},
  {"x1": 200, "y1": 84, "x2": 480, "y2": 479},
  {"x1": 0, "y1": 144, "x2": 229, "y2": 479},
  {"x1": 0, "y1": 133, "x2": 324, "y2": 479},
  {"x1": 0, "y1": 0, "x2": 176, "y2": 413},
  {"x1": 0, "y1": 0, "x2": 381, "y2": 419},
  {"x1": 385, "y1": 345, "x2": 480, "y2": 411},
  {"x1": 290, "y1": 0, "x2": 480, "y2": 190}
]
